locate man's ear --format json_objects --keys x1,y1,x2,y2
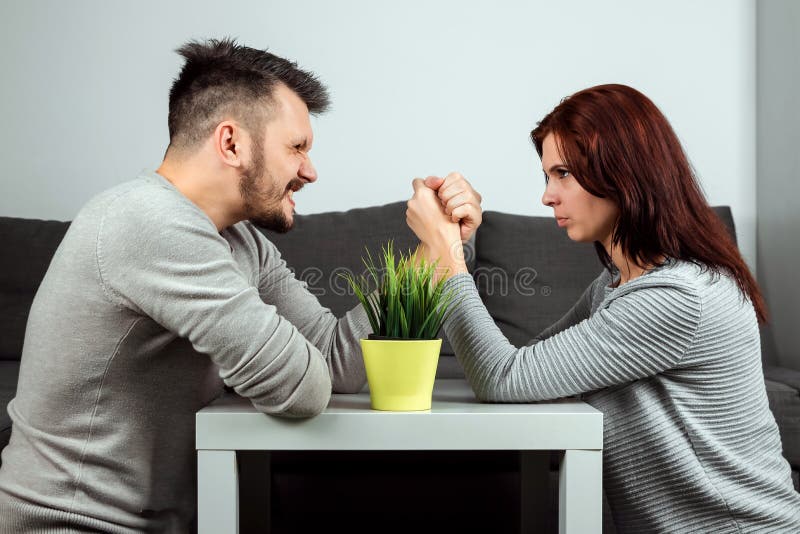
[{"x1": 213, "y1": 121, "x2": 244, "y2": 169}]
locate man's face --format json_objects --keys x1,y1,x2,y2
[{"x1": 239, "y1": 84, "x2": 317, "y2": 233}]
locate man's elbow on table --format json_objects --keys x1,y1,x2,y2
[
  {"x1": 331, "y1": 372, "x2": 366, "y2": 395},
  {"x1": 249, "y1": 358, "x2": 333, "y2": 418}
]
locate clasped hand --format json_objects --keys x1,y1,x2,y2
[{"x1": 406, "y1": 172, "x2": 482, "y2": 279}]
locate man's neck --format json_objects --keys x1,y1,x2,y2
[{"x1": 156, "y1": 157, "x2": 242, "y2": 232}]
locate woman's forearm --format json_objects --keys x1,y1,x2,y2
[
  {"x1": 417, "y1": 241, "x2": 469, "y2": 282},
  {"x1": 441, "y1": 272, "x2": 697, "y2": 403}
]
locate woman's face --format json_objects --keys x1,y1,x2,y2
[{"x1": 540, "y1": 134, "x2": 619, "y2": 248}]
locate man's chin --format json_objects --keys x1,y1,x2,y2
[{"x1": 249, "y1": 213, "x2": 294, "y2": 234}]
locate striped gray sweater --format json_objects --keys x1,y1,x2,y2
[{"x1": 443, "y1": 261, "x2": 800, "y2": 533}]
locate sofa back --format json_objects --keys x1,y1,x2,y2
[
  {"x1": 0, "y1": 206, "x2": 739, "y2": 367},
  {"x1": 0, "y1": 217, "x2": 70, "y2": 361},
  {"x1": 258, "y1": 201, "x2": 476, "y2": 363},
  {"x1": 259, "y1": 201, "x2": 435, "y2": 317}
]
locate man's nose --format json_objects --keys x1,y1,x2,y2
[{"x1": 299, "y1": 156, "x2": 317, "y2": 183}]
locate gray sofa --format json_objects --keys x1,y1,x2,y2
[{"x1": 1, "y1": 203, "x2": 798, "y2": 532}]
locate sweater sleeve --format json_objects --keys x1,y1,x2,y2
[
  {"x1": 97, "y1": 193, "x2": 332, "y2": 418},
  {"x1": 255, "y1": 236, "x2": 371, "y2": 394},
  {"x1": 529, "y1": 276, "x2": 599, "y2": 343},
  {"x1": 442, "y1": 273, "x2": 702, "y2": 402}
]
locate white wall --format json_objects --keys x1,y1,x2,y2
[
  {"x1": 757, "y1": 0, "x2": 800, "y2": 370},
  {"x1": 0, "y1": 0, "x2": 757, "y2": 267}
]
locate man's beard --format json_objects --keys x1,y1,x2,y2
[{"x1": 239, "y1": 142, "x2": 300, "y2": 234}]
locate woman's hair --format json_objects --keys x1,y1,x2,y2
[{"x1": 530, "y1": 84, "x2": 767, "y2": 323}]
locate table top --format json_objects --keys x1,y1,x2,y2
[{"x1": 196, "y1": 379, "x2": 603, "y2": 451}]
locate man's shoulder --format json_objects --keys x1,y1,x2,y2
[
  {"x1": 81, "y1": 172, "x2": 212, "y2": 233},
  {"x1": 88, "y1": 173, "x2": 190, "y2": 213},
  {"x1": 56, "y1": 172, "x2": 223, "y2": 279}
]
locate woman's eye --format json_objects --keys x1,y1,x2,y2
[
  {"x1": 557, "y1": 168, "x2": 571, "y2": 178},
  {"x1": 543, "y1": 171, "x2": 549, "y2": 184}
]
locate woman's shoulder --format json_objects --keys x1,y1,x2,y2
[
  {"x1": 646, "y1": 259, "x2": 738, "y2": 292},
  {"x1": 601, "y1": 258, "x2": 742, "y2": 313}
]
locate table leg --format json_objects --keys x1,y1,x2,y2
[
  {"x1": 198, "y1": 450, "x2": 238, "y2": 534},
  {"x1": 558, "y1": 449, "x2": 602, "y2": 534}
]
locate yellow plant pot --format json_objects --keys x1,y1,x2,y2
[{"x1": 360, "y1": 338, "x2": 442, "y2": 411}]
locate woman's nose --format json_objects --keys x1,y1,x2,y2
[{"x1": 541, "y1": 181, "x2": 558, "y2": 207}]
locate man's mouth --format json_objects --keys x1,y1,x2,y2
[
  {"x1": 286, "y1": 178, "x2": 304, "y2": 193},
  {"x1": 285, "y1": 180, "x2": 304, "y2": 207}
]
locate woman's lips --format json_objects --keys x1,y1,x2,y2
[{"x1": 556, "y1": 217, "x2": 569, "y2": 227}]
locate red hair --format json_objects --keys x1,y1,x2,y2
[{"x1": 531, "y1": 84, "x2": 767, "y2": 323}]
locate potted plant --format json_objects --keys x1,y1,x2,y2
[{"x1": 342, "y1": 242, "x2": 457, "y2": 411}]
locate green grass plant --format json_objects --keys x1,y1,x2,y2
[{"x1": 342, "y1": 241, "x2": 457, "y2": 340}]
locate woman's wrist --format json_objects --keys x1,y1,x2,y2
[
  {"x1": 436, "y1": 260, "x2": 469, "y2": 282},
  {"x1": 414, "y1": 240, "x2": 468, "y2": 282},
  {"x1": 430, "y1": 240, "x2": 469, "y2": 281}
]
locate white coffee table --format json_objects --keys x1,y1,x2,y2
[{"x1": 196, "y1": 379, "x2": 603, "y2": 533}]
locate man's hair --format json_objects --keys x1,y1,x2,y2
[{"x1": 167, "y1": 37, "x2": 329, "y2": 152}]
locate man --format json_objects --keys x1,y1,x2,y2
[{"x1": 0, "y1": 38, "x2": 482, "y2": 532}]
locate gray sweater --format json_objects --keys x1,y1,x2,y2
[
  {"x1": 443, "y1": 262, "x2": 800, "y2": 533},
  {"x1": 0, "y1": 171, "x2": 371, "y2": 532}
]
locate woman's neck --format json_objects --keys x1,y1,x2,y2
[{"x1": 604, "y1": 238, "x2": 659, "y2": 287}]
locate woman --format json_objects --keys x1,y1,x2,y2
[{"x1": 406, "y1": 84, "x2": 800, "y2": 532}]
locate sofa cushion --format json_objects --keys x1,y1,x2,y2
[
  {"x1": 0, "y1": 361, "x2": 21, "y2": 459},
  {"x1": 764, "y1": 367, "x2": 800, "y2": 470},
  {"x1": 712, "y1": 206, "x2": 735, "y2": 243},
  {"x1": 257, "y1": 202, "x2": 474, "y2": 364},
  {"x1": 0, "y1": 217, "x2": 70, "y2": 361},
  {"x1": 258, "y1": 201, "x2": 424, "y2": 316},
  {"x1": 0, "y1": 295, "x2": 35, "y2": 362},
  {"x1": 474, "y1": 211, "x2": 602, "y2": 345}
]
